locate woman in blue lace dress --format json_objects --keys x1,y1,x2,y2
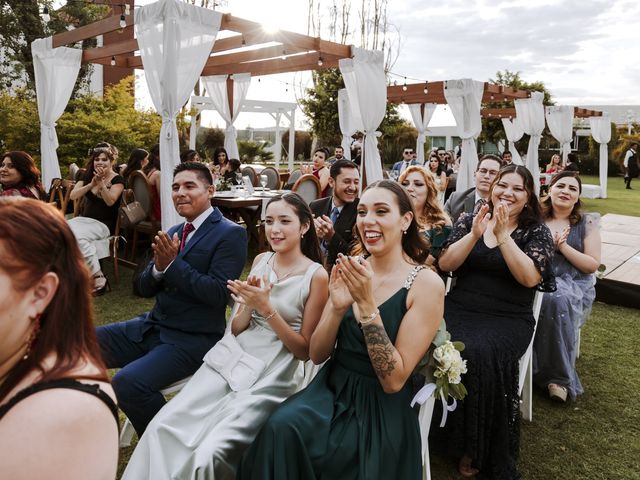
[
  {"x1": 437, "y1": 165, "x2": 555, "y2": 479},
  {"x1": 533, "y1": 171, "x2": 601, "y2": 402}
]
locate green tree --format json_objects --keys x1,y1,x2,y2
[
  {"x1": 0, "y1": 0, "x2": 108, "y2": 96},
  {"x1": 481, "y1": 70, "x2": 555, "y2": 149},
  {"x1": 299, "y1": 68, "x2": 344, "y2": 146}
]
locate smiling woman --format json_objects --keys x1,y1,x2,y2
[{"x1": 435, "y1": 165, "x2": 555, "y2": 479}]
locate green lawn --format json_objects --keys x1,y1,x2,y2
[
  {"x1": 94, "y1": 266, "x2": 640, "y2": 480},
  {"x1": 578, "y1": 174, "x2": 640, "y2": 217}
]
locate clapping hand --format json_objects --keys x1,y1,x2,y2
[
  {"x1": 152, "y1": 231, "x2": 180, "y2": 271},
  {"x1": 471, "y1": 204, "x2": 491, "y2": 239},
  {"x1": 491, "y1": 201, "x2": 510, "y2": 243},
  {"x1": 227, "y1": 274, "x2": 273, "y2": 316},
  {"x1": 554, "y1": 226, "x2": 570, "y2": 251},
  {"x1": 335, "y1": 253, "x2": 374, "y2": 306},
  {"x1": 314, "y1": 215, "x2": 335, "y2": 241}
]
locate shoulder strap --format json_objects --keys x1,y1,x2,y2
[
  {"x1": 0, "y1": 378, "x2": 119, "y2": 425},
  {"x1": 403, "y1": 265, "x2": 426, "y2": 290}
]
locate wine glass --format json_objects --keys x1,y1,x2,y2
[
  {"x1": 242, "y1": 176, "x2": 251, "y2": 198},
  {"x1": 260, "y1": 174, "x2": 268, "y2": 190}
]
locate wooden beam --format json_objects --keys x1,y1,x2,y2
[
  {"x1": 52, "y1": 14, "x2": 133, "y2": 48},
  {"x1": 83, "y1": 36, "x2": 137, "y2": 61},
  {"x1": 483, "y1": 83, "x2": 530, "y2": 101},
  {"x1": 481, "y1": 108, "x2": 517, "y2": 119},
  {"x1": 201, "y1": 53, "x2": 339, "y2": 77},
  {"x1": 388, "y1": 82, "x2": 532, "y2": 105}
]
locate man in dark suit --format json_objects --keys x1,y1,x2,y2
[
  {"x1": 97, "y1": 162, "x2": 247, "y2": 435},
  {"x1": 563, "y1": 152, "x2": 580, "y2": 173},
  {"x1": 310, "y1": 159, "x2": 360, "y2": 270},
  {"x1": 391, "y1": 147, "x2": 418, "y2": 176},
  {"x1": 444, "y1": 155, "x2": 502, "y2": 223}
]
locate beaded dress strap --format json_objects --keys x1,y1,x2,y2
[{"x1": 403, "y1": 265, "x2": 426, "y2": 290}]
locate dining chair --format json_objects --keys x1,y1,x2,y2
[
  {"x1": 127, "y1": 171, "x2": 160, "y2": 263},
  {"x1": 285, "y1": 169, "x2": 302, "y2": 189},
  {"x1": 241, "y1": 166, "x2": 258, "y2": 187},
  {"x1": 260, "y1": 166, "x2": 281, "y2": 189},
  {"x1": 292, "y1": 174, "x2": 321, "y2": 204}
]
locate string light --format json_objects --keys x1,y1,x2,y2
[
  {"x1": 42, "y1": 6, "x2": 50, "y2": 22},
  {"x1": 281, "y1": 49, "x2": 287, "y2": 60},
  {"x1": 119, "y1": 14, "x2": 126, "y2": 28},
  {"x1": 241, "y1": 36, "x2": 246, "y2": 46},
  {"x1": 402, "y1": 77, "x2": 407, "y2": 91},
  {"x1": 110, "y1": 56, "x2": 116, "y2": 66},
  {"x1": 423, "y1": 81, "x2": 428, "y2": 94},
  {"x1": 329, "y1": 96, "x2": 333, "y2": 102},
  {"x1": 317, "y1": 56, "x2": 324, "y2": 67}
]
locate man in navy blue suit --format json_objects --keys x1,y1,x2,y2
[
  {"x1": 97, "y1": 162, "x2": 247, "y2": 435},
  {"x1": 391, "y1": 147, "x2": 418, "y2": 176}
]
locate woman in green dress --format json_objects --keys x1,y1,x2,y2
[
  {"x1": 399, "y1": 165, "x2": 452, "y2": 265},
  {"x1": 238, "y1": 180, "x2": 445, "y2": 480}
]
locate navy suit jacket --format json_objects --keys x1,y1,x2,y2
[
  {"x1": 132, "y1": 208, "x2": 247, "y2": 355},
  {"x1": 391, "y1": 159, "x2": 418, "y2": 174},
  {"x1": 310, "y1": 196, "x2": 359, "y2": 269}
]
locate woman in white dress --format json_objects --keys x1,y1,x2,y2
[{"x1": 122, "y1": 192, "x2": 328, "y2": 480}]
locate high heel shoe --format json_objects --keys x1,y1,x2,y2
[
  {"x1": 458, "y1": 455, "x2": 479, "y2": 478},
  {"x1": 92, "y1": 273, "x2": 111, "y2": 297},
  {"x1": 548, "y1": 383, "x2": 568, "y2": 402}
]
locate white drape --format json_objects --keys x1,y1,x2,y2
[
  {"x1": 443, "y1": 79, "x2": 484, "y2": 191},
  {"x1": 337, "y1": 88, "x2": 359, "y2": 160},
  {"x1": 515, "y1": 92, "x2": 545, "y2": 195},
  {"x1": 409, "y1": 103, "x2": 437, "y2": 165},
  {"x1": 339, "y1": 47, "x2": 386, "y2": 188},
  {"x1": 545, "y1": 105, "x2": 574, "y2": 164},
  {"x1": 202, "y1": 73, "x2": 251, "y2": 161},
  {"x1": 31, "y1": 36, "x2": 82, "y2": 192},
  {"x1": 589, "y1": 114, "x2": 612, "y2": 199},
  {"x1": 135, "y1": 0, "x2": 221, "y2": 230},
  {"x1": 501, "y1": 117, "x2": 525, "y2": 165}
]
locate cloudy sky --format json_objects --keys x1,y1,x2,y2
[{"x1": 133, "y1": 0, "x2": 640, "y2": 128}]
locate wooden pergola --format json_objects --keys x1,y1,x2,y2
[
  {"x1": 481, "y1": 107, "x2": 602, "y2": 119},
  {"x1": 386, "y1": 81, "x2": 531, "y2": 106},
  {"x1": 51, "y1": 12, "x2": 352, "y2": 78}
]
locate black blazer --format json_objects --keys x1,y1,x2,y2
[
  {"x1": 134, "y1": 208, "x2": 247, "y2": 356},
  {"x1": 310, "y1": 196, "x2": 359, "y2": 269}
]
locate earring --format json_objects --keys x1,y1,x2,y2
[
  {"x1": 23, "y1": 313, "x2": 42, "y2": 361},
  {"x1": 301, "y1": 233, "x2": 304, "y2": 238},
  {"x1": 402, "y1": 229, "x2": 408, "y2": 235}
]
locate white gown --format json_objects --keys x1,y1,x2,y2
[{"x1": 122, "y1": 255, "x2": 322, "y2": 480}]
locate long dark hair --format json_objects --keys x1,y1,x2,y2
[
  {"x1": 213, "y1": 147, "x2": 229, "y2": 167},
  {"x1": 1, "y1": 151, "x2": 45, "y2": 198},
  {"x1": 0, "y1": 199, "x2": 108, "y2": 401},
  {"x1": 542, "y1": 170, "x2": 583, "y2": 225},
  {"x1": 122, "y1": 148, "x2": 149, "y2": 181},
  {"x1": 143, "y1": 144, "x2": 160, "y2": 175},
  {"x1": 352, "y1": 180, "x2": 430, "y2": 264},
  {"x1": 487, "y1": 164, "x2": 542, "y2": 228},
  {"x1": 82, "y1": 145, "x2": 115, "y2": 184},
  {"x1": 265, "y1": 193, "x2": 323, "y2": 265}
]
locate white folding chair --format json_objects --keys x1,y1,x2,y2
[
  {"x1": 518, "y1": 290, "x2": 543, "y2": 422},
  {"x1": 118, "y1": 376, "x2": 193, "y2": 448},
  {"x1": 418, "y1": 394, "x2": 436, "y2": 480},
  {"x1": 576, "y1": 328, "x2": 581, "y2": 359}
]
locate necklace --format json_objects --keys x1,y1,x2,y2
[{"x1": 270, "y1": 254, "x2": 300, "y2": 284}]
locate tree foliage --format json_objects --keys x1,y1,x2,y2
[
  {"x1": 481, "y1": 69, "x2": 555, "y2": 149},
  {"x1": 0, "y1": 0, "x2": 108, "y2": 96}
]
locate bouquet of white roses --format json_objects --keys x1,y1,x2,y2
[{"x1": 432, "y1": 340, "x2": 468, "y2": 401}]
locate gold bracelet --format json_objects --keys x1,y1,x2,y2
[
  {"x1": 263, "y1": 310, "x2": 277, "y2": 322},
  {"x1": 358, "y1": 309, "x2": 379, "y2": 327}
]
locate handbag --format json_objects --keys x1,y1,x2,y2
[
  {"x1": 119, "y1": 200, "x2": 146, "y2": 227},
  {"x1": 203, "y1": 334, "x2": 266, "y2": 391}
]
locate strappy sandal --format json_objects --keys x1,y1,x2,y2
[
  {"x1": 92, "y1": 273, "x2": 111, "y2": 297},
  {"x1": 548, "y1": 383, "x2": 568, "y2": 402}
]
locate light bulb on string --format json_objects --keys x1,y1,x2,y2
[
  {"x1": 241, "y1": 36, "x2": 246, "y2": 46},
  {"x1": 317, "y1": 56, "x2": 323, "y2": 67},
  {"x1": 402, "y1": 77, "x2": 408, "y2": 91},
  {"x1": 423, "y1": 81, "x2": 428, "y2": 94},
  {"x1": 120, "y1": 14, "x2": 126, "y2": 29},
  {"x1": 42, "y1": 6, "x2": 50, "y2": 22},
  {"x1": 329, "y1": 96, "x2": 333, "y2": 102},
  {"x1": 110, "y1": 56, "x2": 116, "y2": 66},
  {"x1": 281, "y1": 50, "x2": 287, "y2": 60}
]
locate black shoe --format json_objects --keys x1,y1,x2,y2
[{"x1": 626, "y1": 186, "x2": 632, "y2": 190}]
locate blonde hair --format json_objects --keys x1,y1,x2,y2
[{"x1": 398, "y1": 165, "x2": 450, "y2": 231}]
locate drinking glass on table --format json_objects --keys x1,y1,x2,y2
[{"x1": 260, "y1": 174, "x2": 268, "y2": 190}]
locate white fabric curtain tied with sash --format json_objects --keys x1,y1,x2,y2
[
  {"x1": 202, "y1": 73, "x2": 251, "y2": 161},
  {"x1": 136, "y1": 0, "x2": 221, "y2": 230},
  {"x1": 545, "y1": 105, "x2": 575, "y2": 165},
  {"x1": 589, "y1": 114, "x2": 612, "y2": 198},
  {"x1": 443, "y1": 79, "x2": 484, "y2": 192},
  {"x1": 31, "y1": 36, "x2": 82, "y2": 192},
  {"x1": 339, "y1": 47, "x2": 387, "y2": 188},
  {"x1": 501, "y1": 117, "x2": 525, "y2": 165},
  {"x1": 409, "y1": 103, "x2": 437, "y2": 165},
  {"x1": 337, "y1": 88, "x2": 359, "y2": 160},
  {"x1": 515, "y1": 91, "x2": 545, "y2": 195}
]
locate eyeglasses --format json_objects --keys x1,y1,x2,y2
[
  {"x1": 477, "y1": 168, "x2": 499, "y2": 176},
  {"x1": 403, "y1": 151, "x2": 413, "y2": 155},
  {"x1": 438, "y1": 153, "x2": 446, "y2": 157}
]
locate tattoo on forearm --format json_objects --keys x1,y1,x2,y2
[{"x1": 361, "y1": 324, "x2": 396, "y2": 378}]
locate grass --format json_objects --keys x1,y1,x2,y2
[
  {"x1": 95, "y1": 265, "x2": 640, "y2": 480},
  {"x1": 578, "y1": 174, "x2": 640, "y2": 217}
]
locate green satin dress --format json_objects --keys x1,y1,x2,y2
[{"x1": 237, "y1": 266, "x2": 424, "y2": 480}]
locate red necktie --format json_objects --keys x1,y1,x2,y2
[{"x1": 180, "y1": 223, "x2": 195, "y2": 251}]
